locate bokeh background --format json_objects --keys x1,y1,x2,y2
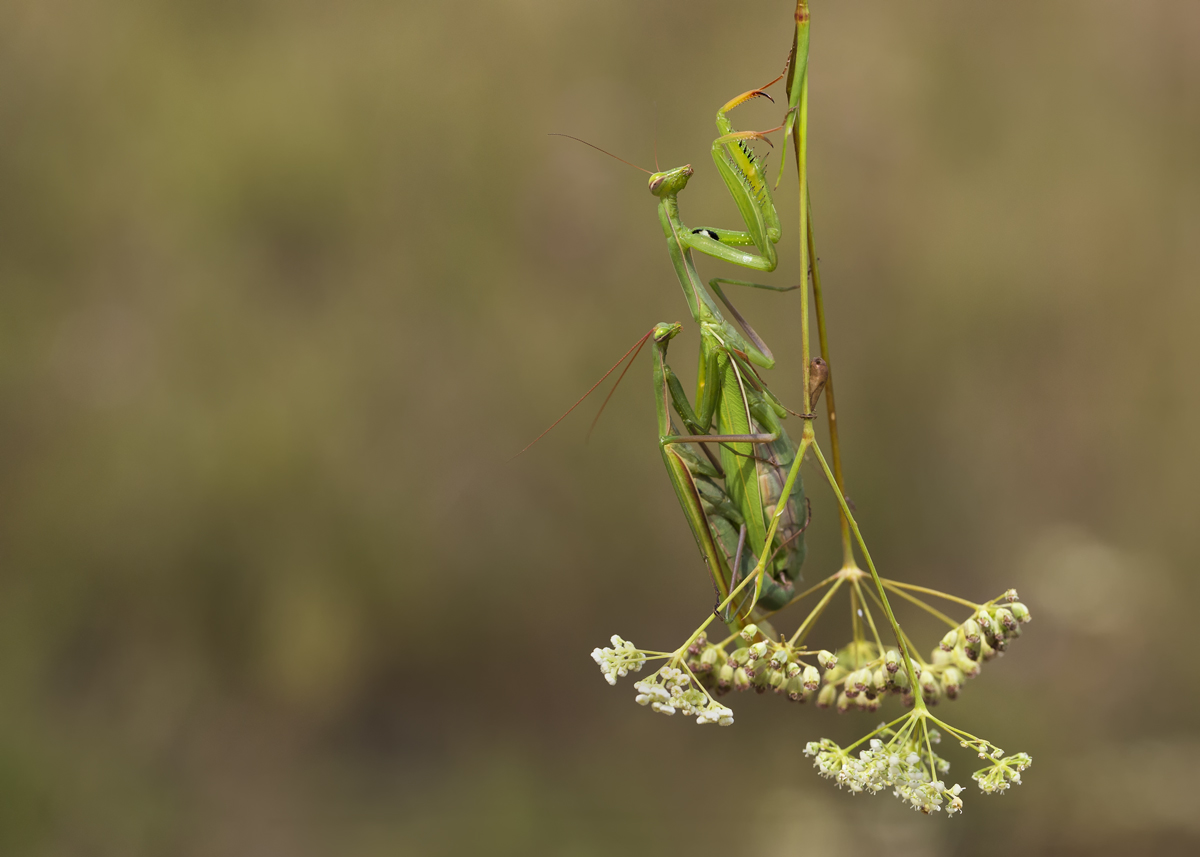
[{"x1": 2, "y1": 0, "x2": 1198, "y2": 853}]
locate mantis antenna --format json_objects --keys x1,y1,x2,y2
[{"x1": 547, "y1": 134, "x2": 653, "y2": 175}]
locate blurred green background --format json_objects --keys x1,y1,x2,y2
[{"x1": 2, "y1": 0, "x2": 1198, "y2": 853}]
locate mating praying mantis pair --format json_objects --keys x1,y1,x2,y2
[{"x1": 533, "y1": 22, "x2": 817, "y2": 638}]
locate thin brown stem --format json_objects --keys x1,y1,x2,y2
[{"x1": 807, "y1": 201, "x2": 856, "y2": 567}]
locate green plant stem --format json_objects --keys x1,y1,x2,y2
[
  {"x1": 757, "y1": 572, "x2": 839, "y2": 621},
  {"x1": 787, "y1": 576, "x2": 844, "y2": 647},
  {"x1": 849, "y1": 582, "x2": 861, "y2": 661},
  {"x1": 680, "y1": 434, "x2": 814, "y2": 657},
  {"x1": 809, "y1": 441, "x2": 924, "y2": 700},
  {"x1": 842, "y1": 712, "x2": 910, "y2": 753},
  {"x1": 791, "y1": 27, "x2": 812, "y2": 417},
  {"x1": 884, "y1": 580, "x2": 981, "y2": 611},
  {"x1": 882, "y1": 581, "x2": 959, "y2": 627},
  {"x1": 853, "y1": 579, "x2": 886, "y2": 653},
  {"x1": 862, "y1": 585, "x2": 929, "y2": 669}
]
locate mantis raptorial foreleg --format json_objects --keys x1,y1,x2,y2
[{"x1": 681, "y1": 74, "x2": 788, "y2": 271}]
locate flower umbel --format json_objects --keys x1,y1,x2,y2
[
  {"x1": 973, "y1": 752, "x2": 1032, "y2": 794},
  {"x1": 591, "y1": 635, "x2": 646, "y2": 686},
  {"x1": 634, "y1": 665, "x2": 734, "y2": 725},
  {"x1": 806, "y1": 713, "x2": 962, "y2": 814},
  {"x1": 805, "y1": 708, "x2": 1030, "y2": 817}
]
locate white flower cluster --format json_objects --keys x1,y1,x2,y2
[
  {"x1": 805, "y1": 729, "x2": 964, "y2": 816},
  {"x1": 591, "y1": 635, "x2": 646, "y2": 686},
  {"x1": 972, "y1": 752, "x2": 1032, "y2": 794},
  {"x1": 634, "y1": 666, "x2": 734, "y2": 725}
]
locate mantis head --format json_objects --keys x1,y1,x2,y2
[
  {"x1": 648, "y1": 165, "x2": 693, "y2": 198},
  {"x1": 653, "y1": 322, "x2": 683, "y2": 344}
]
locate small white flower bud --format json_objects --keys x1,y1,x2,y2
[
  {"x1": 942, "y1": 667, "x2": 963, "y2": 699},
  {"x1": 954, "y1": 649, "x2": 981, "y2": 677},
  {"x1": 817, "y1": 682, "x2": 837, "y2": 709},
  {"x1": 919, "y1": 670, "x2": 938, "y2": 695},
  {"x1": 963, "y1": 619, "x2": 981, "y2": 644},
  {"x1": 733, "y1": 667, "x2": 751, "y2": 692},
  {"x1": 786, "y1": 676, "x2": 807, "y2": 702},
  {"x1": 940, "y1": 629, "x2": 959, "y2": 652},
  {"x1": 818, "y1": 650, "x2": 837, "y2": 670},
  {"x1": 853, "y1": 669, "x2": 871, "y2": 692},
  {"x1": 1010, "y1": 602, "x2": 1031, "y2": 623},
  {"x1": 802, "y1": 664, "x2": 820, "y2": 691},
  {"x1": 739, "y1": 624, "x2": 759, "y2": 643}
]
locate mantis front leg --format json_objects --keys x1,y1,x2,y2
[{"x1": 685, "y1": 76, "x2": 789, "y2": 271}]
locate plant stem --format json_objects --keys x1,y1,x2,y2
[
  {"x1": 882, "y1": 581, "x2": 959, "y2": 627},
  {"x1": 791, "y1": 4, "x2": 812, "y2": 419},
  {"x1": 756, "y1": 572, "x2": 839, "y2": 621},
  {"x1": 854, "y1": 579, "x2": 886, "y2": 652},
  {"x1": 705, "y1": 438, "x2": 812, "y2": 632},
  {"x1": 807, "y1": 202, "x2": 856, "y2": 568},
  {"x1": 788, "y1": 576, "x2": 844, "y2": 647},
  {"x1": 884, "y1": 580, "x2": 980, "y2": 611},
  {"x1": 810, "y1": 441, "x2": 923, "y2": 700}
]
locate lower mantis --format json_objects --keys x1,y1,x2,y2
[{"x1": 651, "y1": 321, "x2": 806, "y2": 629}]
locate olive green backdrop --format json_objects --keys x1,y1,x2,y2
[{"x1": 1, "y1": 0, "x2": 1197, "y2": 854}]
